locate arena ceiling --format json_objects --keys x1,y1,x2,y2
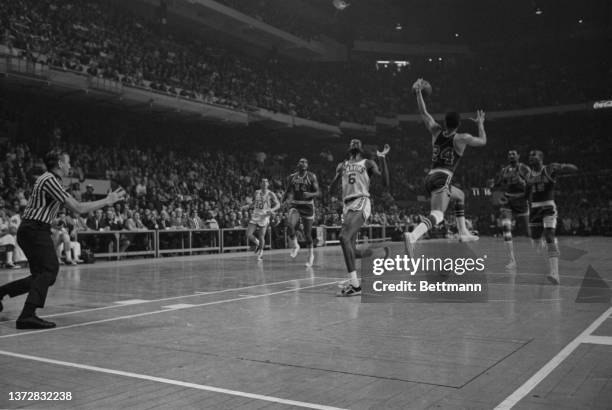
[{"x1": 327, "y1": 0, "x2": 611, "y2": 45}]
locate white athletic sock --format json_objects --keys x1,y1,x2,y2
[
  {"x1": 548, "y1": 256, "x2": 559, "y2": 276},
  {"x1": 504, "y1": 241, "x2": 515, "y2": 262},
  {"x1": 456, "y1": 216, "x2": 467, "y2": 235},
  {"x1": 349, "y1": 271, "x2": 359, "y2": 287},
  {"x1": 6, "y1": 251, "x2": 14, "y2": 264},
  {"x1": 412, "y1": 223, "x2": 429, "y2": 241}
]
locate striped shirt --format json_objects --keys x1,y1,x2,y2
[{"x1": 22, "y1": 172, "x2": 70, "y2": 224}]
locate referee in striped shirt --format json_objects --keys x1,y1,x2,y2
[{"x1": 0, "y1": 151, "x2": 125, "y2": 329}]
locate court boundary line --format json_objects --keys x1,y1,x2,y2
[
  {"x1": 494, "y1": 306, "x2": 612, "y2": 409},
  {"x1": 583, "y1": 335, "x2": 612, "y2": 346},
  {"x1": 0, "y1": 281, "x2": 337, "y2": 340},
  {"x1": 0, "y1": 349, "x2": 346, "y2": 410},
  {"x1": 0, "y1": 247, "x2": 313, "y2": 276},
  {"x1": 0, "y1": 278, "x2": 318, "y2": 322}
]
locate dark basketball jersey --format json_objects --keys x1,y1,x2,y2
[
  {"x1": 500, "y1": 163, "x2": 530, "y2": 197},
  {"x1": 527, "y1": 165, "x2": 556, "y2": 203},
  {"x1": 287, "y1": 172, "x2": 316, "y2": 204},
  {"x1": 431, "y1": 131, "x2": 461, "y2": 172}
]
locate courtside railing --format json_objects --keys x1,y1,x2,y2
[{"x1": 75, "y1": 225, "x2": 395, "y2": 259}]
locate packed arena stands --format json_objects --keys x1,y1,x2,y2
[
  {"x1": 2, "y1": 83, "x2": 611, "y2": 265},
  {"x1": 1, "y1": 0, "x2": 611, "y2": 268},
  {"x1": 2, "y1": 0, "x2": 610, "y2": 126}
]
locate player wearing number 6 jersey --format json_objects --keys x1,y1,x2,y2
[
  {"x1": 329, "y1": 139, "x2": 389, "y2": 296},
  {"x1": 404, "y1": 79, "x2": 487, "y2": 257},
  {"x1": 243, "y1": 178, "x2": 279, "y2": 261}
]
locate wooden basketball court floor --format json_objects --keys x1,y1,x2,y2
[{"x1": 0, "y1": 237, "x2": 610, "y2": 410}]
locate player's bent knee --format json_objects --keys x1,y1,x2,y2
[{"x1": 430, "y1": 210, "x2": 444, "y2": 225}]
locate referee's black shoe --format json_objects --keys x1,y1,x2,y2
[{"x1": 16, "y1": 316, "x2": 56, "y2": 329}]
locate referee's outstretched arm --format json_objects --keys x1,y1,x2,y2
[
  {"x1": 64, "y1": 188, "x2": 126, "y2": 215},
  {"x1": 0, "y1": 150, "x2": 126, "y2": 330}
]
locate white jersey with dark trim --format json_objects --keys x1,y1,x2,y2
[
  {"x1": 341, "y1": 159, "x2": 370, "y2": 201},
  {"x1": 252, "y1": 189, "x2": 274, "y2": 219}
]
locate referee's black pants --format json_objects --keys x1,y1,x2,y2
[{"x1": 1, "y1": 220, "x2": 59, "y2": 308}]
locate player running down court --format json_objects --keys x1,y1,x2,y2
[
  {"x1": 329, "y1": 139, "x2": 390, "y2": 297},
  {"x1": 243, "y1": 178, "x2": 280, "y2": 261},
  {"x1": 404, "y1": 78, "x2": 486, "y2": 257},
  {"x1": 285, "y1": 159, "x2": 321, "y2": 267},
  {"x1": 526, "y1": 150, "x2": 577, "y2": 284},
  {"x1": 492, "y1": 150, "x2": 531, "y2": 270}
]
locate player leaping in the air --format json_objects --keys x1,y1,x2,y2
[
  {"x1": 242, "y1": 178, "x2": 280, "y2": 261},
  {"x1": 492, "y1": 150, "x2": 531, "y2": 270},
  {"x1": 284, "y1": 158, "x2": 321, "y2": 267},
  {"x1": 526, "y1": 150, "x2": 577, "y2": 284},
  {"x1": 404, "y1": 78, "x2": 486, "y2": 257},
  {"x1": 329, "y1": 139, "x2": 390, "y2": 297}
]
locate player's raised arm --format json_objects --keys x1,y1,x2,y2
[
  {"x1": 550, "y1": 162, "x2": 578, "y2": 175},
  {"x1": 370, "y1": 144, "x2": 390, "y2": 187},
  {"x1": 456, "y1": 110, "x2": 487, "y2": 147},
  {"x1": 303, "y1": 174, "x2": 321, "y2": 199},
  {"x1": 414, "y1": 79, "x2": 441, "y2": 137},
  {"x1": 328, "y1": 162, "x2": 344, "y2": 194}
]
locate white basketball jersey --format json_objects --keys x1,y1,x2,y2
[
  {"x1": 252, "y1": 190, "x2": 273, "y2": 218},
  {"x1": 341, "y1": 159, "x2": 370, "y2": 201}
]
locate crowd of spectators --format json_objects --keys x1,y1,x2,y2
[
  {"x1": 1, "y1": 84, "x2": 611, "y2": 268},
  {"x1": 213, "y1": 0, "x2": 332, "y2": 42},
  {"x1": 1, "y1": 0, "x2": 610, "y2": 126},
  {"x1": 0, "y1": 0, "x2": 611, "y2": 266}
]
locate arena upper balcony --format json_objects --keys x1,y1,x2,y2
[
  {"x1": 2, "y1": 47, "x2": 610, "y2": 142},
  {"x1": 124, "y1": 0, "x2": 347, "y2": 62}
]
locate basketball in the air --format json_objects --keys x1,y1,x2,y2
[{"x1": 412, "y1": 79, "x2": 432, "y2": 96}]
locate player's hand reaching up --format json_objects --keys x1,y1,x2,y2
[
  {"x1": 470, "y1": 110, "x2": 486, "y2": 124},
  {"x1": 377, "y1": 144, "x2": 391, "y2": 158},
  {"x1": 412, "y1": 78, "x2": 423, "y2": 93},
  {"x1": 107, "y1": 188, "x2": 126, "y2": 204}
]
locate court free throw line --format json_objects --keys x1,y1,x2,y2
[{"x1": 0, "y1": 349, "x2": 346, "y2": 410}]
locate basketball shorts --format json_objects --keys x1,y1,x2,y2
[
  {"x1": 342, "y1": 196, "x2": 371, "y2": 222},
  {"x1": 249, "y1": 213, "x2": 270, "y2": 228},
  {"x1": 500, "y1": 195, "x2": 529, "y2": 218},
  {"x1": 530, "y1": 205, "x2": 557, "y2": 229},
  {"x1": 424, "y1": 171, "x2": 452, "y2": 195},
  {"x1": 290, "y1": 203, "x2": 315, "y2": 220}
]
